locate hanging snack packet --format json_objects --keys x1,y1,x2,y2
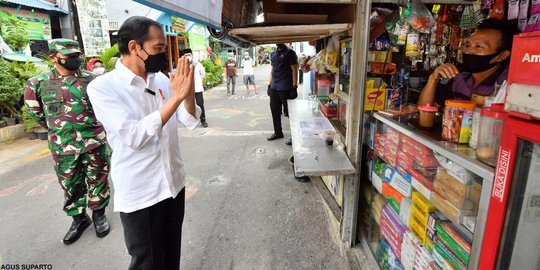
[{"x1": 408, "y1": 0, "x2": 435, "y2": 33}]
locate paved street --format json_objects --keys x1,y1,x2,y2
[{"x1": 0, "y1": 64, "x2": 364, "y2": 269}]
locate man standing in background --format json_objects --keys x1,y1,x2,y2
[
  {"x1": 267, "y1": 43, "x2": 298, "y2": 143},
  {"x1": 24, "y1": 39, "x2": 111, "y2": 245},
  {"x1": 242, "y1": 51, "x2": 257, "y2": 94},
  {"x1": 224, "y1": 52, "x2": 237, "y2": 94},
  {"x1": 183, "y1": 48, "x2": 208, "y2": 127}
]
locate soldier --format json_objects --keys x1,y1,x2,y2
[{"x1": 24, "y1": 39, "x2": 111, "y2": 245}]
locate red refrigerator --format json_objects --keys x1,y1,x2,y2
[{"x1": 479, "y1": 32, "x2": 540, "y2": 269}]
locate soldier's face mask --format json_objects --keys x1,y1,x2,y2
[
  {"x1": 137, "y1": 44, "x2": 167, "y2": 73},
  {"x1": 56, "y1": 54, "x2": 82, "y2": 71}
]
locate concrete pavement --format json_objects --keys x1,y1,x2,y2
[{"x1": 0, "y1": 64, "x2": 366, "y2": 269}]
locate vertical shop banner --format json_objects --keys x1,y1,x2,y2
[
  {"x1": 75, "y1": 0, "x2": 111, "y2": 56},
  {"x1": 186, "y1": 22, "x2": 208, "y2": 51},
  {"x1": 0, "y1": 7, "x2": 51, "y2": 40},
  {"x1": 171, "y1": 16, "x2": 186, "y2": 35},
  {"x1": 132, "y1": 0, "x2": 222, "y2": 29}
]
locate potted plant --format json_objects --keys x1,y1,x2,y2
[
  {"x1": 35, "y1": 127, "x2": 48, "y2": 140},
  {"x1": 22, "y1": 107, "x2": 38, "y2": 140}
]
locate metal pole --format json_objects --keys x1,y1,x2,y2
[{"x1": 340, "y1": 0, "x2": 372, "y2": 246}]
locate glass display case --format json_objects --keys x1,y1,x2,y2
[{"x1": 360, "y1": 112, "x2": 495, "y2": 270}]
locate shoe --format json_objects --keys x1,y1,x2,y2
[
  {"x1": 201, "y1": 121, "x2": 208, "y2": 128},
  {"x1": 92, "y1": 210, "x2": 110, "y2": 238},
  {"x1": 63, "y1": 213, "x2": 92, "y2": 245},
  {"x1": 285, "y1": 139, "x2": 292, "y2": 146},
  {"x1": 267, "y1": 133, "x2": 284, "y2": 141},
  {"x1": 232, "y1": 92, "x2": 235, "y2": 95}
]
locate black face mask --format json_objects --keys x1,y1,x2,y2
[
  {"x1": 57, "y1": 56, "x2": 82, "y2": 71},
  {"x1": 458, "y1": 52, "x2": 501, "y2": 73},
  {"x1": 138, "y1": 46, "x2": 168, "y2": 73}
]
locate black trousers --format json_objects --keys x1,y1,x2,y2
[
  {"x1": 270, "y1": 90, "x2": 290, "y2": 135},
  {"x1": 195, "y1": 92, "x2": 206, "y2": 122},
  {"x1": 120, "y1": 188, "x2": 185, "y2": 270}
]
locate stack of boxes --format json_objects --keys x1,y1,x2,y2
[
  {"x1": 430, "y1": 167, "x2": 480, "y2": 226},
  {"x1": 381, "y1": 205, "x2": 408, "y2": 262},
  {"x1": 409, "y1": 192, "x2": 437, "y2": 249}
]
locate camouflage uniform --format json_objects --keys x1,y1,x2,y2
[{"x1": 24, "y1": 39, "x2": 110, "y2": 217}]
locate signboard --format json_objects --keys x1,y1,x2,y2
[
  {"x1": 0, "y1": 7, "x2": 52, "y2": 40},
  {"x1": 75, "y1": 0, "x2": 111, "y2": 56},
  {"x1": 171, "y1": 16, "x2": 186, "y2": 34},
  {"x1": 133, "y1": 0, "x2": 222, "y2": 29},
  {"x1": 186, "y1": 22, "x2": 207, "y2": 51}
]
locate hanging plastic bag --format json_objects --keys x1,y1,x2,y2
[{"x1": 408, "y1": 0, "x2": 434, "y2": 33}]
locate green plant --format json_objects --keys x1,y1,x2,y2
[
  {"x1": 0, "y1": 60, "x2": 24, "y2": 116},
  {"x1": 200, "y1": 59, "x2": 223, "y2": 89},
  {"x1": 0, "y1": 17, "x2": 32, "y2": 51},
  {"x1": 99, "y1": 44, "x2": 119, "y2": 71},
  {"x1": 21, "y1": 106, "x2": 39, "y2": 132}
]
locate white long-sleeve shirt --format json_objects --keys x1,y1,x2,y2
[
  {"x1": 194, "y1": 61, "x2": 206, "y2": 93},
  {"x1": 87, "y1": 59, "x2": 201, "y2": 213}
]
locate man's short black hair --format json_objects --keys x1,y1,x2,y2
[
  {"x1": 476, "y1": 18, "x2": 519, "y2": 52},
  {"x1": 118, "y1": 16, "x2": 163, "y2": 55},
  {"x1": 181, "y1": 48, "x2": 192, "y2": 56}
]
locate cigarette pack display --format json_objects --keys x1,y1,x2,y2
[
  {"x1": 399, "y1": 198, "x2": 413, "y2": 226},
  {"x1": 435, "y1": 168, "x2": 472, "y2": 197},
  {"x1": 410, "y1": 205, "x2": 430, "y2": 228},
  {"x1": 401, "y1": 135, "x2": 433, "y2": 157},
  {"x1": 375, "y1": 239, "x2": 405, "y2": 270},
  {"x1": 383, "y1": 182, "x2": 404, "y2": 205},
  {"x1": 395, "y1": 164, "x2": 413, "y2": 183},
  {"x1": 375, "y1": 132, "x2": 386, "y2": 156},
  {"x1": 383, "y1": 141, "x2": 399, "y2": 167},
  {"x1": 432, "y1": 180, "x2": 476, "y2": 209},
  {"x1": 367, "y1": 121, "x2": 377, "y2": 149},
  {"x1": 385, "y1": 127, "x2": 401, "y2": 145},
  {"x1": 412, "y1": 177, "x2": 432, "y2": 200},
  {"x1": 374, "y1": 158, "x2": 386, "y2": 178},
  {"x1": 383, "y1": 204, "x2": 408, "y2": 232},
  {"x1": 402, "y1": 232, "x2": 419, "y2": 270},
  {"x1": 412, "y1": 192, "x2": 437, "y2": 215},
  {"x1": 385, "y1": 165, "x2": 413, "y2": 197},
  {"x1": 373, "y1": 171, "x2": 384, "y2": 194},
  {"x1": 409, "y1": 214, "x2": 428, "y2": 245},
  {"x1": 411, "y1": 154, "x2": 440, "y2": 168},
  {"x1": 461, "y1": 215, "x2": 476, "y2": 233},
  {"x1": 430, "y1": 192, "x2": 476, "y2": 224},
  {"x1": 397, "y1": 150, "x2": 414, "y2": 171},
  {"x1": 435, "y1": 223, "x2": 471, "y2": 264},
  {"x1": 426, "y1": 212, "x2": 449, "y2": 241},
  {"x1": 381, "y1": 224, "x2": 402, "y2": 260},
  {"x1": 432, "y1": 246, "x2": 457, "y2": 270},
  {"x1": 433, "y1": 239, "x2": 467, "y2": 270},
  {"x1": 410, "y1": 168, "x2": 435, "y2": 191},
  {"x1": 365, "y1": 78, "x2": 387, "y2": 111}
]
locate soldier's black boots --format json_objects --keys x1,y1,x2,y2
[
  {"x1": 92, "y1": 209, "x2": 110, "y2": 238},
  {"x1": 63, "y1": 213, "x2": 91, "y2": 245}
]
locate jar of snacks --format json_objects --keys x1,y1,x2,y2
[
  {"x1": 442, "y1": 100, "x2": 476, "y2": 143},
  {"x1": 418, "y1": 103, "x2": 438, "y2": 128},
  {"x1": 476, "y1": 104, "x2": 506, "y2": 167}
]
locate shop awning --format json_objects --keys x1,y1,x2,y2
[
  {"x1": 2, "y1": 0, "x2": 67, "y2": 13},
  {"x1": 132, "y1": 0, "x2": 222, "y2": 29},
  {"x1": 228, "y1": 23, "x2": 352, "y2": 45}
]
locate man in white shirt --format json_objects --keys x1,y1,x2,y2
[
  {"x1": 242, "y1": 51, "x2": 257, "y2": 94},
  {"x1": 182, "y1": 48, "x2": 208, "y2": 127},
  {"x1": 87, "y1": 16, "x2": 200, "y2": 270}
]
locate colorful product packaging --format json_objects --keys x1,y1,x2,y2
[{"x1": 365, "y1": 78, "x2": 387, "y2": 111}]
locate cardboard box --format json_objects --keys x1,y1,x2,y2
[
  {"x1": 386, "y1": 88, "x2": 402, "y2": 111},
  {"x1": 430, "y1": 192, "x2": 476, "y2": 224},
  {"x1": 435, "y1": 168, "x2": 472, "y2": 197},
  {"x1": 412, "y1": 191, "x2": 437, "y2": 214},
  {"x1": 365, "y1": 78, "x2": 386, "y2": 111},
  {"x1": 368, "y1": 50, "x2": 393, "y2": 62},
  {"x1": 368, "y1": 62, "x2": 397, "y2": 75},
  {"x1": 433, "y1": 180, "x2": 476, "y2": 210},
  {"x1": 384, "y1": 165, "x2": 412, "y2": 197}
]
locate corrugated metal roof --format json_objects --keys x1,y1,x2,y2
[{"x1": 1, "y1": 0, "x2": 68, "y2": 13}]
